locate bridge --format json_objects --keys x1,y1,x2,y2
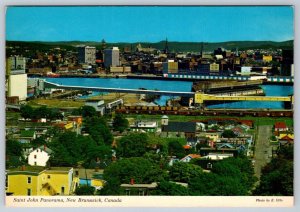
[
  {"x1": 43, "y1": 81, "x2": 293, "y2": 107},
  {"x1": 194, "y1": 93, "x2": 293, "y2": 104},
  {"x1": 44, "y1": 81, "x2": 195, "y2": 97}
]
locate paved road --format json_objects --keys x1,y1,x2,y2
[{"x1": 253, "y1": 125, "x2": 273, "y2": 180}]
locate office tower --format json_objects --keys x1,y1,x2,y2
[
  {"x1": 78, "y1": 46, "x2": 96, "y2": 64},
  {"x1": 103, "y1": 47, "x2": 120, "y2": 68}
]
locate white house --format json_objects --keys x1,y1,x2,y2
[
  {"x1": 180, "y1": 154, "x2": 201, "y2": 163},
  {"x1": 130, "y1": 121, "x2": 158, "y2": 133},
  {"x1": 28, "y1": 145, "x2": 53, "y2": 167}
]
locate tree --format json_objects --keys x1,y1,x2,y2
[
  {"x1": 101, "y1": 157, "x2": 167, "y2": 195},
  {"x1": 84, "y1": 116, "x2": 113, "y2": 146},
  {"x1": 81, "y1": 106, "x2": 97, "y2": 118},
  {"x1": 189, "y1": 172, "x2": 248, "y2": 196},
  {"x1": 6, "y1": 139, "x2": 24, "y2": 168},
  {"x1": 20, "y1": 105, "x2": 34, "y2": 120},
  {"x1": 254, "y1": 146, "x2": 293, "y2": 196},
  {"x1": 32, "y1": 106, "x2": 50, "y2": 119},
  {"x1": 75, "y1": 185, "x2": 95, "y2": 195},
  {"x1": 117, "y1": 133, "x2": 149, "y2": 158},
  {"x1": 150, "y1": 181, "x2": 189, "y2": 196},
  {"x1": 221, "y1": 130, "x2": 237, "y2": 138},
  {"x1": 113, "y1": 114, "x2": 129, "y2": 132},
  {"x1": 167, "y1": 139, "x2": 186, "y2": 158},
  {"x1": 169, "y1": 162, "x2": 203, "y2": 183}
]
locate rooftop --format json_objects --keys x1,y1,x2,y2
[
  {"x1": 275, "y1": 122, "x2": 287, "y2": 129},
  {"x1": 162, "y1": 122, "x2": 196, "y2": 133}
]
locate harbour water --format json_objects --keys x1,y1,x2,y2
[{"x1": 44, "y1": 77, "x2": 293, "y2": 109}]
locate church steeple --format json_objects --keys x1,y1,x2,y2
[{"x1": 164, "y1": 37, "x2": 169, "y2": 54}]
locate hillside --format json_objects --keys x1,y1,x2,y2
[{"x1": 6, "y1": 40, "x2": 293, "y2": 55}]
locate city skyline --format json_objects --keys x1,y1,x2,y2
[{"x1": 6, "y1": 6, "x2": 294, "y2": 43}]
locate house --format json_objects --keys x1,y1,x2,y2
[
  {"x1": 6, "y1": 166, "x2": 77, "y2": 196},
  {"x1": 180, "y1": 154, "x2": 201, "y2": 163},
  {"x1": 120, "y1": 182, "x2": 158, "y2": 196},
  {"x1": 278, "y1": 134, "x2": 294, "y2": 147},
  {"x1": 274, "y1": 122, "x2": 288, "y2": 132},
  {"x1": 168, "y1": 157, "x2": 180, "y2": 166},
  {"x1": 202, "y1": 153, "x2": 234, "y2": 160},
  {"x1": 74, "y1": 168, "x2": 105, "y2": 191},
  {"x1": 67, "y1": 115, "x2": 82, "y2": 125},
  {"x1": 52, "y1": 121, "x2": 74, "y2": 130},
  {"x1": 199, "y1": 147, "x2": 239, "y2": 157},
  {"x1": 198, "y1": 132, "x2": 221, "y2": 143},
  {"x1": 17, "y1": 130, "x2": 36, "y2": 144},
  {"x1": 232, "y1": 127, "x2": 244, "y2": 136},
  {"x1": 240, "y1": 120, "x2": 253, "y2": 128},
  {"x1": 28, "y1": 145, "x2": 53, "y2": 167},
  {"x1": 130, "y1": 120, "x2": 158, "y2": 133},
  {"x1": 161, "y1": 121, "x2": 197, "y2": 138},
  {"x1": 187, "y1": 137, "x2": 198, "y2": 147}
]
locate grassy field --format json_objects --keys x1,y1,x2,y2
[
  {"x1": 123, "y1": 114, "x2": 293, "y2": 127},
  {"x1": 27, "y1": 99, "x2": 85, "y2": 108}
]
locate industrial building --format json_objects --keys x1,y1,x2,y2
[
  {"x1": 6, "y1": 56, "x2": 27, "y2": 101},
  {"x1": 77, "y1": 46, "x2": 96, "y2": 64},
  {"x1": 7, "y1": 74, "x2": 28, "y2": 101}
]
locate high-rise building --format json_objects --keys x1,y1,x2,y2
[
  {"x1": 103, "y1": 47, "x2": 120, "y2": 68},
  {"x1": 6, "y1": 56, "x2": 27, "y2": 101},
  {"x1": 6, "y1": 56, "x2": 26, "y2": 75},
  {"x1": 78, "y1": 46, "x2": 96, "y2": 64}
]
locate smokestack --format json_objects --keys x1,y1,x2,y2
[{"x1": 130, "y1": 178, "x2": 134, "y2": 185}]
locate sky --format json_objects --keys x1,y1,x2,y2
[{"x1": 5, "y1": 6, "x2": 294, "y2": 43}]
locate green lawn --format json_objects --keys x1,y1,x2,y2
[{"x1": 124, "y1": 114, "x2": 293, "y2": 127}]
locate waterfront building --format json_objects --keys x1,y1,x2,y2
[
  {"x1": 103, "y1": 47, "x2": 120, "y2": 68},
  {"x1": 6, "y1": 166, "x2": 78, "y2": 196},
  {"x1": 78, "y1": 46, "x2": 96, "y2": 64},
  {"x1": 163, "y1": 60, "x2": 178, "y2": 74},
  {"x1": 7, "y1": 73, "x2": 28, "y2": 101},
  {"x1": 6, "y1": 56, "x2": 27, "y2": 101},
  {"x1": 209, "y1": 63, "x2": 220, "y2": 75}
]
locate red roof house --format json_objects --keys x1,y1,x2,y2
[{"x1": 274, "y1": 122, "x2": 288, "y2": 132}]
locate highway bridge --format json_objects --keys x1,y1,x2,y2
[{"x1": 44, "y1": 81, "x2": 195, "y2": 97}]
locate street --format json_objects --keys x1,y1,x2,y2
[{"x1": 253, "y1": 125, "x2": 273, "y2": 180}]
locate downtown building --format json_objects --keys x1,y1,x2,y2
[
  {"x1": 103, "y1": 47, "x2": 120, "y2": 69},
  {"x1": 77, "y1": 46, "x2": 96, "y2": 64}
]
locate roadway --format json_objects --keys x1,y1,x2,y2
[{"x1": 253, "y1": 125, "x2": 273, "y2": 180}]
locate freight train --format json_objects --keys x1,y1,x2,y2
[{"x1": 115, "y1": 105, "x2": 293, "y2": 117}]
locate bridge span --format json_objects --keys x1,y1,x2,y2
[{"x1": 44, "y1": 81, "x2": 195, "y2": 97}]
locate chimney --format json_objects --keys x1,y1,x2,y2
[{"x1": 130, "y1": 178, "x2": 134, "y2": 185}]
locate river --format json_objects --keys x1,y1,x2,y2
[{"x1": 44, "y1": 77, "x2": 293, "y2": 109}]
